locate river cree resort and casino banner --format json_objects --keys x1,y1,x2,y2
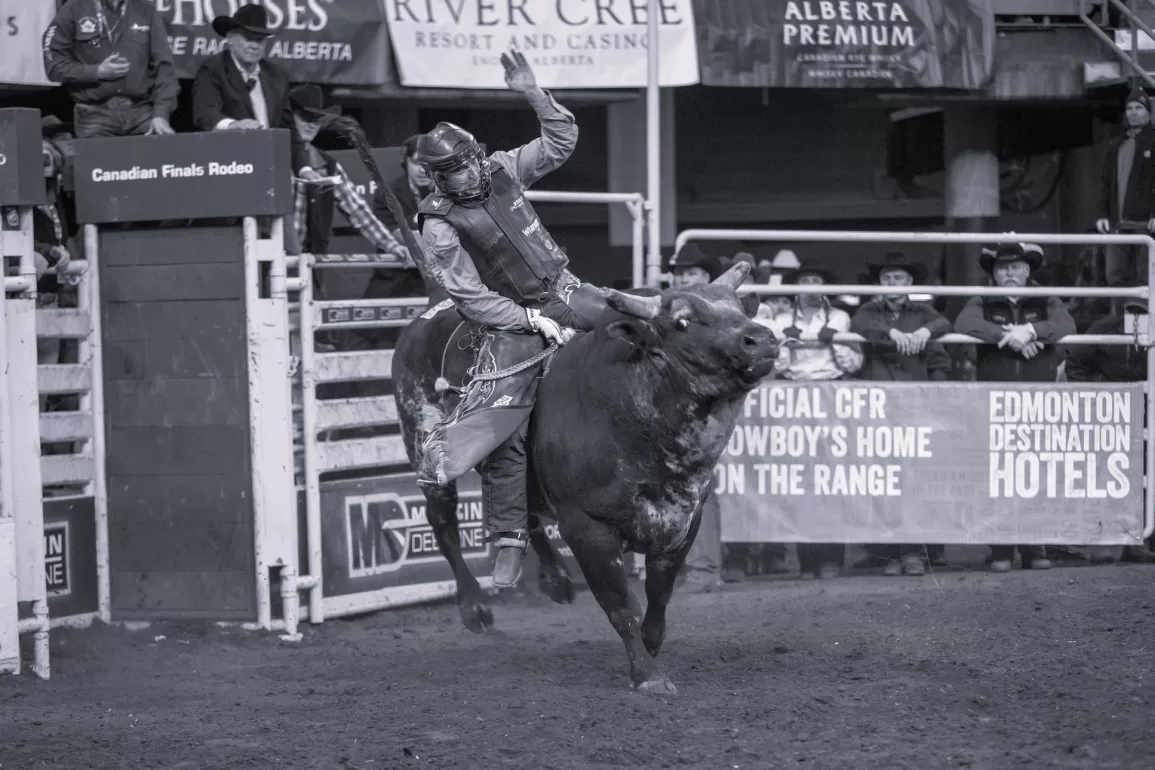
[
  {"x1": 155, "y1": 0, "x2": 391, "y2": 85},
  {"x1": 381, "y1": 0, "x2": 701, "y2": 88},
  {"x1": 716, "y1": 382, "x2": 1147, "y2": 546},
  {"x1": 693, "y1": 0, "x2": 996, "y2": 89}
]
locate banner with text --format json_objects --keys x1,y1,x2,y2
[
  {"x1": 718, "y1": 382, "x2": 1145, "y2": 545},
  {"x1": 1, "y1": 0, "x2": 53, "y2": 86},
  {"x1": 382, "y1": 0, "x2": 700, "y2": 88},
  {"x1": 155, "y1": 0, "x2": 391, "y2": 85},
  {"x1": 693, "y1": 0, "x2": 995, "y2": 89}
]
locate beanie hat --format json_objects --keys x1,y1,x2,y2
[{"x1": 1126, "y1": 87, "x2": 1151, "y2": 112}]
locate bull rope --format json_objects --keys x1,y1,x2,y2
[{"x1": 434, "y1": 342, "x2": 559, "y2": 394}]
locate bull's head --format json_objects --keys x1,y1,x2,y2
[{"x1": 600, "y1": 262, "x2": 778, "y2": 393}]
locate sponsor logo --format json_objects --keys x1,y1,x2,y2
[
  {"x1": 522, "y1": 218, "x2": 541, "y2": 237},
  {"x1": 492, "y1": 394, "x2": 513, "y2": 407},
  {"x1": 131, "y1": 23, "x2": 150, "y2": 33},
  {"x1": 511, "y1": 196, "x2": 525, "y2": 210},
  {"x1": 43, "y1": 25, "x2": 57, "y2": 51},
  {"x1": 419, "y1": 298, "x2": 454, "y2": 320},
  {"x1": 78, "y1": 17, "x2": 97, "y2": 35},
  {"x1": 44, "y1": 522, "x2": 70, "y2": 596},
  {"x1": 431, "y1": 198, "x2": 443, "y2": 209},
  {"x1": 345, "y1": 490, "x2": 486, "y2": 578}
]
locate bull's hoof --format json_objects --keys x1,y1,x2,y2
[
  {"x1": 459, "y1": 600, "x2": 494, "y2": 633},
  {"x1": 635, "y1": 676, "x2": 678, "y2": 696},
  {"x1": 537, "y1": 569, "x2": 576, "y2": 604}
]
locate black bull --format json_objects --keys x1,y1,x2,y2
[{"x1": 391, "y1": 267, "x2": 778, "y2": 693}]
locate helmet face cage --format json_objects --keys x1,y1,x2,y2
[{"x1": 426, "y1": 144, "x2": 492, "y2": 205}]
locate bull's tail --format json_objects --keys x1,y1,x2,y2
[{"x1": 325, "y1": 115, "x2": 443, "y2": 299}]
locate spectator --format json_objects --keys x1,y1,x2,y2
[
  {"x1": 43, "y1": 0, "x2": 179, "y2": 138},
  {"x1": 1095, "y1": 88, "x2": 1155, "y2": 289},
  {"x1": 191, "y1": 5, "x2": 310, "y2": 177},
  {"x1": 850, "y1": 251, "x2": 951, "y2": 577},
  {"x1": 669, "y1": 243, "x2": 723, "y2": 286},
  {"x1": 670, "y1": 243, "x2": 725, "y2": 591},
  {"x1": 758, "y1": 259, "x2": 864, "y2": 579},
  {"x1": 955, "y1": 243, "x2": 1076, "y2": 573},
  {"x1": 285, "y1": 86, "x2": 408, "y2": 269},
  {"x1": 363, "y1": 134, "x2": 436, "y2": 305},
  {"x1": 1064, "y1": 297, "x2": 1155, "y2": 563}
]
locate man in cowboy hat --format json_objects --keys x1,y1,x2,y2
[
  {"x1": 956, "y1": 242, "x2": 1076, "y2": 573},
  {"x1": 43, "y1": 0, "x2": 179, "y2": 138},
  {"x1": 669, "y1": 243, "x2": 724, "y2": 287},
  {"x1": 191, "y1": 4, "x2": 311, "y2": 177},
  {"x1": 1095, "y1": 87, "x2": 1155, "y2": 287},
  {"x1": 757, "y1": 259, "x2": 864, "y2": 580},
  {"x1": 1065, "y1": 297, "x2": 1155, "y2": 564},
  {"x1": 849, "y1": 251, "x2": 951, "y2": 577}
]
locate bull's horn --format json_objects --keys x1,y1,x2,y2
[
  {"x1": 602, "y1": 288, "x2": 662, "y2": 319},
  {"x1": 711, "y1": 261, "x2": 751, "y2": 289}
]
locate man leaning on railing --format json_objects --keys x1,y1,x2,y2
[{"x1": 954, "y1": 242, "x2": 1077, "y2": 574}]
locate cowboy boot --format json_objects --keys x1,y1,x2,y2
[{"x1": 492, "y1": 531, "x2": 529, "y2": 588}]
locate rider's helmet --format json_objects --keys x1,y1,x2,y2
[{"x1": 415, "y1": 122, "x2": 491, "y2": 205}]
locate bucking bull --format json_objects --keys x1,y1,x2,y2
[{"x1": 329, "y1": 124, "x2": 777, "y2": 696}]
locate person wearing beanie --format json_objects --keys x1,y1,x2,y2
[{"x1": 1095, "y1": 86, "x2": 1155, "y2": 287}]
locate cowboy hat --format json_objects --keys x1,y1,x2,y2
[
  {"x1": 212, "y1": 4, "x2": 274, "y2": 38},
  {"x1": 288, "y1": 84, "x2": 342, "y2": 124},
  {"x1": 670, "y1": 243, "x2": 723, "y2": 281},
  {"x1": 865, "y1": 250, "x2": 928, "y2": 284},
  {"x1": 789, "y1": 258, "x2": 840, "y2": 286},
  {"x1": 979, "y1": 242, "x2": 1043, "y2": 274}
]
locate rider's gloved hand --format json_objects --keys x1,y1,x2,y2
[{"x1": 526, "y1": 308, "x2": 568, "y2": 346}]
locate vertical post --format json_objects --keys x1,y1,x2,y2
[
  {"x1": 1146, "y1": 237, "x2": 1155, "y2": 540},
  {"x1": 943, "y1": 108, "x2": 999, "y2": 318},
  {"x1": 298, "y1": 258, "x2": 324, "y2": 624},
  {"x1": 0, "y1": 213, "x2": 17, "y2": 675},
  {"x1": 83, "y1": 225, "x2": 111, "y2": 624},
  {"x1": 645, "y1": 0, "x2": 662, "y2": 287},
  {"x1": 630, "y1": 200, "x2": 645, "y2": 288}
]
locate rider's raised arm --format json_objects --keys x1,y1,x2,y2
[
  {"x1": 488, "y1": 88, "x2": 578, "y2": 190},
  {"x1": 422, "y1": 218, "x2": 533, "y2": 332}
]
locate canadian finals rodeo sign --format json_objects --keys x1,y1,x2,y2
[
  {"x1": 381, "y1": 0, "x2": 700, "y2": 88},
  {"x1": 155, "y1": 0, "x2": 391, "y2": 85},
  {"x1": 692, "y1": 0, "x2": 996, "y2": 89},
  {"x1": 717, "y1": 382, "x2": 1145, "y2": 546}
]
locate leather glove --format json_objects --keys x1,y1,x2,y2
[
  {"x1": 817, "y1": 326, "x2": 837, "y2": 344},
  {"x1": 527, "y1": 308, "x2": 568, "y2": 346}
]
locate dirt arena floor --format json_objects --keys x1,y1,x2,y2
[{"x1": 2, "y1": 549, "x2": 1154, "y2": 770}]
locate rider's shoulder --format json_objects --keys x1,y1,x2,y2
[{"x1": 418, "y1": 194, "x2": 455, "y2": 216}]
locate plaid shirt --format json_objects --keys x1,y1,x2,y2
[{"x1": 292, "y1": 161, "x2": 402, "y2": 256}]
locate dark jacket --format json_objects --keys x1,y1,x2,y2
[
  {"x1": 954, "y1": 286, "x2": 1076, "y2": 382},
  {"x1": 1098, "y1": 127, "x2": 1155, "y2": 223},
  {"x1": 379, "y1": 174, "x2": 420, "y2": 233},
  {"x1": 850, "y1": 298, "x2": 953, "y2": 381},
  {"x1": 43, "y1": 0, "x2": 180, "y2": 118},
  {"x1": 190, "y1": 51, "x2": 309, "y2": 173},
  {"x1": 1065, "y1": 314, "x2": 1144, "y2": 383}
]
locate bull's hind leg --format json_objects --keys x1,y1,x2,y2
[
  {"x1": 423, "y1": 482, "x2": 493, "y2": 632},
  {"x1": 558, "y1": 512, "x2": 675, "y2": 695},
  {"x1": 528, "y1": 513, "x2": 575, "y2": 604}
]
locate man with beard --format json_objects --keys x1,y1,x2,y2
[
  {"x1": 1095, "y1": 88, "x2": 1155, "y2": 289},
  {"x1": 955, "y1": 243, "x2": 1076, "y2": 573}
]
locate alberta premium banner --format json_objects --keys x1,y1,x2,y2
[
  {"x1": 717, "y1": 382, "x2": 1146, "y2": 546},
  {"x1": 154, "y1": 0, "x2": 392, "y2": 85},
  {"x1": 1, "y1": 0, "x2": 53, "y2": 86},
  {"x1": 693, "y1": 0, "x2": 995, "y2": 89},
  {"x1": 382, "y1": 0, "x2": 700, "y2": 89}
]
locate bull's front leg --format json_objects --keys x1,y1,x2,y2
[
  {"x1": 558, "y1": 512, "x2": 676, "y2": 695},
  {"x1": 641, "y1": 503, "x2": 703, "y2": 659}
]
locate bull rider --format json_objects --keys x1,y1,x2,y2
[{"x1": 412, "y1": 52, "x2": 619, "y2": 589}]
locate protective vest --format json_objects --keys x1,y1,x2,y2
[{"x1": 418, "y1": 168, "x2": 568, "y2": 303}]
